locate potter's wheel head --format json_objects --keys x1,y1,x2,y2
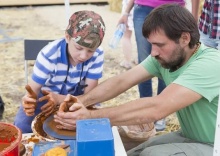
[
  {"x1": 43, "y1": 114, "x2": 76, "y2": 140},
  {"x1": 31, "y1": 112, "x2": 56, "y2": 141}
]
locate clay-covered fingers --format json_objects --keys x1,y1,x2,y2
[
  {"x1": 54, "y1": 103, "x2": 91, "y2": 130},
  {"x1": 22, "y1": 103, "x2": 35, "y2": 116},
  {"x1": 23, "y1": 103, "x2": 36, "y2": 116},
  {"x1": 59, "y1": 94, "x2": 78, "y2": 112},
  {"x1": 41, "y1": 100, "x2": 55, "y2": 116},
  {"x1": 65, "y1": 94, "x2": 78, "y2": 103},
  {"x1": 25, "y1": 84, "x2": 37, "y2": 99},
  {"x1": 59, "y1": 101, "x2": 68, "y2": 112},
  {"x1": 54, "y1": 112, "x2": 77, "y2": 130},
  {"x1": 68, "y1": 103, "x2": 83, "y2": 112},
  {"x1": 41, "y1": 89, "x2": 49, "y2": 95},
  {"x1": 39, "y1": 90, "x2": 57, "y2": 116},
  {"x1": 23, "y1": 85, "x2": 37, "y2": 116},
  {"x1": 56, "y1": 123, "x2": 76, "y2": 130},
  {"x1": 39, "y1": 90, "x2": 56, "y2": 104},
  {"x1": 55, "y1": 119, "x2": 76, "y2": 130}
]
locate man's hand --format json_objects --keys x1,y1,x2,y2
[
  {"x1": 58, "y1": 94, "x2": 78, "y2": 112},
  {"x1": 39, "y1": 90, "x2": 58, "y2": 117},
  {"x1": 22, "y1": 85, "x2": 37, "y2": 116},
  {"x1": 54, "y1": 94, "x2": 92, "y2": 130}
]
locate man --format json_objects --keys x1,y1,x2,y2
[
  {"x1": 54, "y1": 4, "x2": 220, "y2": 155},
  {"x1": 118, "y1": 0, "x2": 186, "y2": 131}
]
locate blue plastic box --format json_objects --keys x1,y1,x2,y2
[{"x1": 76, "y1": 118, "x2": 115, "y2": 156}]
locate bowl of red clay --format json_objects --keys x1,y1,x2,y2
[{"x1": 0, "y1": 122, "x2": 22, "y2": 156}]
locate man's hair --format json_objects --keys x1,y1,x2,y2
[{"x1": 142, "y1": 4, "x2": 200, "y2": 48}]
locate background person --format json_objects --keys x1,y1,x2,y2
[
  {"x1": 120, "y1": 0, "x2": 137, "y2": 69},
  {"x1": 192, "y1": 0, "x2": 220, "y2": 50}
]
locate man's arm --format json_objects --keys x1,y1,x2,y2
[
  {"x1": 54, "y1": 81, "x2": 202, "y2": 130},
  {"x1": 84, "y1": 78, "x2": 98, "y2": 93},
  {"x1": 78, "y1": 65, "x2": 151, "y2": 107},
  {"x1": 89, "y1": 83, "x2": 202, "y2": 126}
]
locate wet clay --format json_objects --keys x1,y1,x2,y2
[
  {"x1": 0, "y1": 125, "x2": 18, "y2": 152},
  {"x1": 0, "y1": 143, "x2": 11, "y2": 152},
  {"x1": 59, "y1": 96, "x2": 78, "y2": 112},
  {"x1": 34, "y1": 114, "x2": 48, "y2": 138}
]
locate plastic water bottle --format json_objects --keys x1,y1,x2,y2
[{"x1": 109, "y1": 24, "x2": 126, "y2": 49}]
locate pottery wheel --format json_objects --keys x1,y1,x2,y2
[{"x1": 43, "y1": 114, "x2": 76, "y2": 140}]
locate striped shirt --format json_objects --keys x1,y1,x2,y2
[
  {"x1": 32, "y1": 38, "x2": 104, "y2": 94},
  {"x1": 199, "y1": 0, "x2": 220, "y2": 39}
]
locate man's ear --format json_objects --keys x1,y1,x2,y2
[{"x1": 180, "y1": 32, "x2": 190, "y2": 46}]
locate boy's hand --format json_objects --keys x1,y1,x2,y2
[
  {"x1": 39, "y1": 90, "x2": 58, "y2": 117},
  {"x1": 22, "y1": 84, "x2": 37, "y2": 116}
]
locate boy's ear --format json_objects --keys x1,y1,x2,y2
[{"x1": 65, "y1": 32, "x2": 70, "y2": 43}]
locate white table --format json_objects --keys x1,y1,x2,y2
[
  {"x1": 22, "y1": 126, "x2": 127, "y2": 156},
  {"x1": 112, "y1": 126, "x2": 127, "y2": 156}
]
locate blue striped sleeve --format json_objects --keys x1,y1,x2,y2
[{"x1": 86, "y1": 47, "x2": 104, "y2": 79}]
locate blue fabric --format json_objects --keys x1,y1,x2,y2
[
  {"x1": 133, "y1": 4, "x2": 166, "y2": 97},
  {"x1": 199, "y1": 30, "x2": 220, "y2": 50}
]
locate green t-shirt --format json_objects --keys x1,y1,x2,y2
[{"x1": 141, "y1": 44, "x2": 220, "y2": 144}]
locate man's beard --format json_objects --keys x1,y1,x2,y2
[{"x1": 156, "y1": 45, "x2": 186, "y2": 72}]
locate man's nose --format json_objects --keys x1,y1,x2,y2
[{"x1": 151, "y1": 47, "x2": 159, "y2": 57}]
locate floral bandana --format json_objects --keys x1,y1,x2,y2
[{"x1": 66, "y1": 10, "x2": 105, "y2": 49}]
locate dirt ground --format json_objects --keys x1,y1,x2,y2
[{"x1": 0, "y1": 3, "x2": 179, "y2": 133}]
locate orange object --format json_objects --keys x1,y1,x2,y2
[
  {"x1": 45, "y1": 147, "x2": 67, "y2": 156},
  {"x1": 0, "y1": 122, "x2": 22, "y2": 156}
]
